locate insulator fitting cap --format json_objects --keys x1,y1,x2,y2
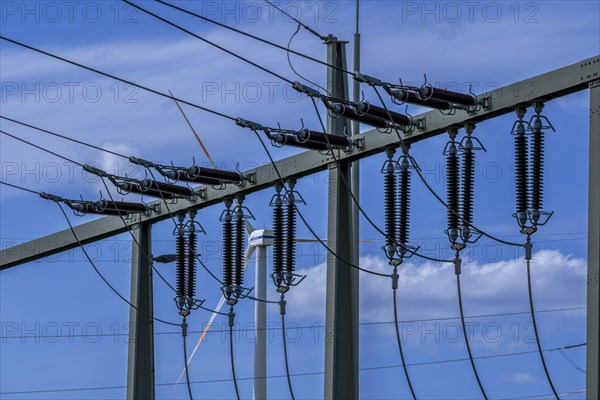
[
  {"x1": 236, "y1": 118, "x2": 264, "y2": 131},
  {"x1": 292, "y1": 81, "x2": 322, "y2": 98},
  {"x1": 353, "y1": 72, "x2": 383, "y2": 86}
]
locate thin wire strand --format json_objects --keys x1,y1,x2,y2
[
  {"x1": 393, "y1": 286, "x2": 417, "y2": 399},
  {"x1": 251, "y1": 129, "x2": 390, "y2": 278},
  {"x1": 0, "y1": 180, "x2": 41, "y2": 195},
  {"x1": 0, "y1": 36, "x2": 236, "y2": 122},
  {"x1": 153, "y1": 0, "x2": 352, "y2": 75},
  {"x1": 1, "y1": 130, "x2": 83, "y2": 166},
  {"x1": 0, "y1": 116, "x2": 128, "y2": 158},
  {"x1": 263, "y1": 0, "x2": 326, "y2": 40},
  {"x1": 527, "y1": 257, "x2": 560, "y2": 399},
  {"x1": 287, "y1": 24, "x2": 331, "y2": 96},
  {"x1": 457, "y1": 272, "x2": 489, "y2": 399},
  {"x1": 124, "y1": 0, "x2": 294, "y2": 85},
  {"x1": 55, "y1": 202, "x2": 181, "y2": 327}
]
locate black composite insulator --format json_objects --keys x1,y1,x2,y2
[
  {"x1": 398, "y1": 159, "x2": 411, "y2": 246},
  {"x1": 420, "y1": 86, "x2": 478, "y2": 107},
  {"x1": 234, "y1": 210, "x2": 245, "y2": 286},
  {"x1": 140, "y1": 179, "x2": 195, "y2": 198},
  {"x1": 285, "y1": 197, "x2": 296, "y2": 275},
  {"x1": 222, "y1": 213, "x2": 233, "y2": 287},
  {"x1": 272, "y1": 197, "x2": 284, "y2": 275},
  {"x1": 461, "y1": 144, "x2": 475, "y2": 230},
  {"x1": 328, "y1": 103, "x2": 390, "y2": 129},
  {"x1": 355, "y1": 102, "x2": 413, "y2": 126},
  {"x1": 384, "y1": 162, "x2": 396, "y2": 250},
  {"x1": 164, "y1": 169, "x2": 222, "y2": 186},
  {"x1": 188, "y1": 166, "x2": 243, "y2": 183},
  {"x1": 299, "y1": 129, "x2": 353, "y2": 148},
  {"x1": 514, "y1": 127, "x2": 529, "y2": 214},
  {"x1": 186, "y1": 228, "x2": 197, "y2": 299},
  {"x1": 530, "y1": 125, "x2": 544, "y2": 212},
  {"x1": 393, "y1": 89, "x2": 452, "y2": 110},
  {"x1": 272, "y1": 134, "x2": 330, "y2": 151},
  {"x1": 176, "y1": 230, "x2": 186, "y2": 298},
  {"x1": 95, "y1": 200, "x2": 148, "y2": 213},
  {"x1": 71, "y1": 203, "x2": 126, "y2": 216},
  {"x1": 119, "y1": 182, "x2": 176, "y2": 200},
  {"x1": 446, "y1": 143, "x2": 460, "y2": 236}
]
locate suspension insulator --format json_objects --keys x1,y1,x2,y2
[
  {"x1": 94, "y1": 200, "x2": 148, "y2": 214},
  {"x1": 446, "y1": 139, "x2": 459, "y2": 243},
  {"x1": 529, "y1": 118, "x2": 545, "y2": 215},
  {"x1": 176, "y1": 227, "x2": 186, "y2": 298},
  {"x1": 234, "y1": 207, "x2": 245, "y2": 287},
  {"x1": 419, "y1": 86, "x2": 478, "y2": 107},
  {"x1": 187, "y1": 166, "x2": 243, "y2": 184},
  {"x1": 162, "y1": 169, "x2": 223, "y2": 185},
  {"x1": 222, "y1": 207, "x2": 233, "y2": 287},
  {"x1": 514, "y1": 122, "x2": 529, "y2": 220},
  {"x1": 383, "y1": 151, "x2": 396, "y2": 256},
  {"x1": 355, "y1": 102, "x2": 413, "y2": 126},
  {"x1": 398, "y1": 156, "x2": 411, "y2": 247},
  {"x1": 69, "y1": 202, "x2": 127, "y2": 216},
  {"x1": 391, "y1": 89, "x2": 452, "y2": 110},
  {"x1": 461, "y1": 139, "x2": 475, "y2": 240},
  {"x1": 297, "y1": 129, "x2": 353, "y2": 148},
  {"x1": 186, "y1": 226, "x2": 197, "y2": 299},
  {"x1": 272, "y1": 192, "x2": 284, "y2": 276},
  {"x1": 327, "y1": 103, "x2": 390, "y2": 129},
  {"x1": 285, "y1": 193, "x2": 296, "y2": 275},
  {"x1": 140, "y1": 179, "x2": 195, "y2": 198},
  {"x1": 117, "y1": 181, "x2": 177, "y2": 200},
  {"x1": 272, "y1": 134, "x2": 330, "y2": 151}
]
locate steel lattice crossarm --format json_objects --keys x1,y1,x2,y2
[{"x1": 1, "y1": 55, "x2": 599, "y2": 270}]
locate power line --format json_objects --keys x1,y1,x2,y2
[
  {"x1": 0, "y1": 346, "x2": 584, "y2": 395},
  {"x1": 152, "y1": 0, "x2": 348, "y2": 75},
  {"x1": 124, "y1": 0, "x2": 295, "y2": 85},
  {"x1": 0, "y1": 36, "x2": 237, "y2": 122},
  {"x1": 0, "y1": 306, "x2": 586, "y2": 341}
]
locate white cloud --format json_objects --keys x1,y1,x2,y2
[
  {"x1": 285, "y1": 250, "x2": 586, "y2": 324},
  {"x1": 505, "y1": 372, "x2": 537, "y2": 384}
]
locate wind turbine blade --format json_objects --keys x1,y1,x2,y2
[
  {"x1": 169, "y1": 89, "x2": 217, "y2": 169},
  {"x1": 173, "y1": 245, "x2": 255, "y2": 391},
  {"x1": 244, "y1": 219, "x2": 255, "y2": 234},
  {"x1": 173, "y1": 295, "x2": 226, "y2": 390},
  {"x1": 245, "y1": 245, "x2": 256, "y2": 266}
]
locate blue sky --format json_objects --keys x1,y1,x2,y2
[{"x1": 0, "y1": 0, "x2": 599, "y2": 399}]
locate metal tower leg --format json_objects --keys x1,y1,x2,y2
[
  {"x1": 126, "y1": 222, "x2": 155, "y2": 400},
  {"x1": 324, "y1": 36, "x2": 359, "y2": 400},
  {"x1": 587, "y1": 80, "x2": 600, "y2": 400}
]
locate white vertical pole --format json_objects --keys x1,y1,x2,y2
[{"x1": 254, "y1": 246, "x2": 267, "y2": 400}]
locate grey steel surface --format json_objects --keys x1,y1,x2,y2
[
  {"x1": 1, "y1": 56, "x2": 599, "y2": 269},
  {"x1": 587, "y1": 80, "x2": 600, "y2": 400},
  {"x1": 126, "y1": 223, "x2": 155, "y2": 400},
  {"x1": 323, "y1": 38, "x2": 359, "y2": 400},
  {"x1": 253, "y1": 246, "x2": 267, "y2": 400}
]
